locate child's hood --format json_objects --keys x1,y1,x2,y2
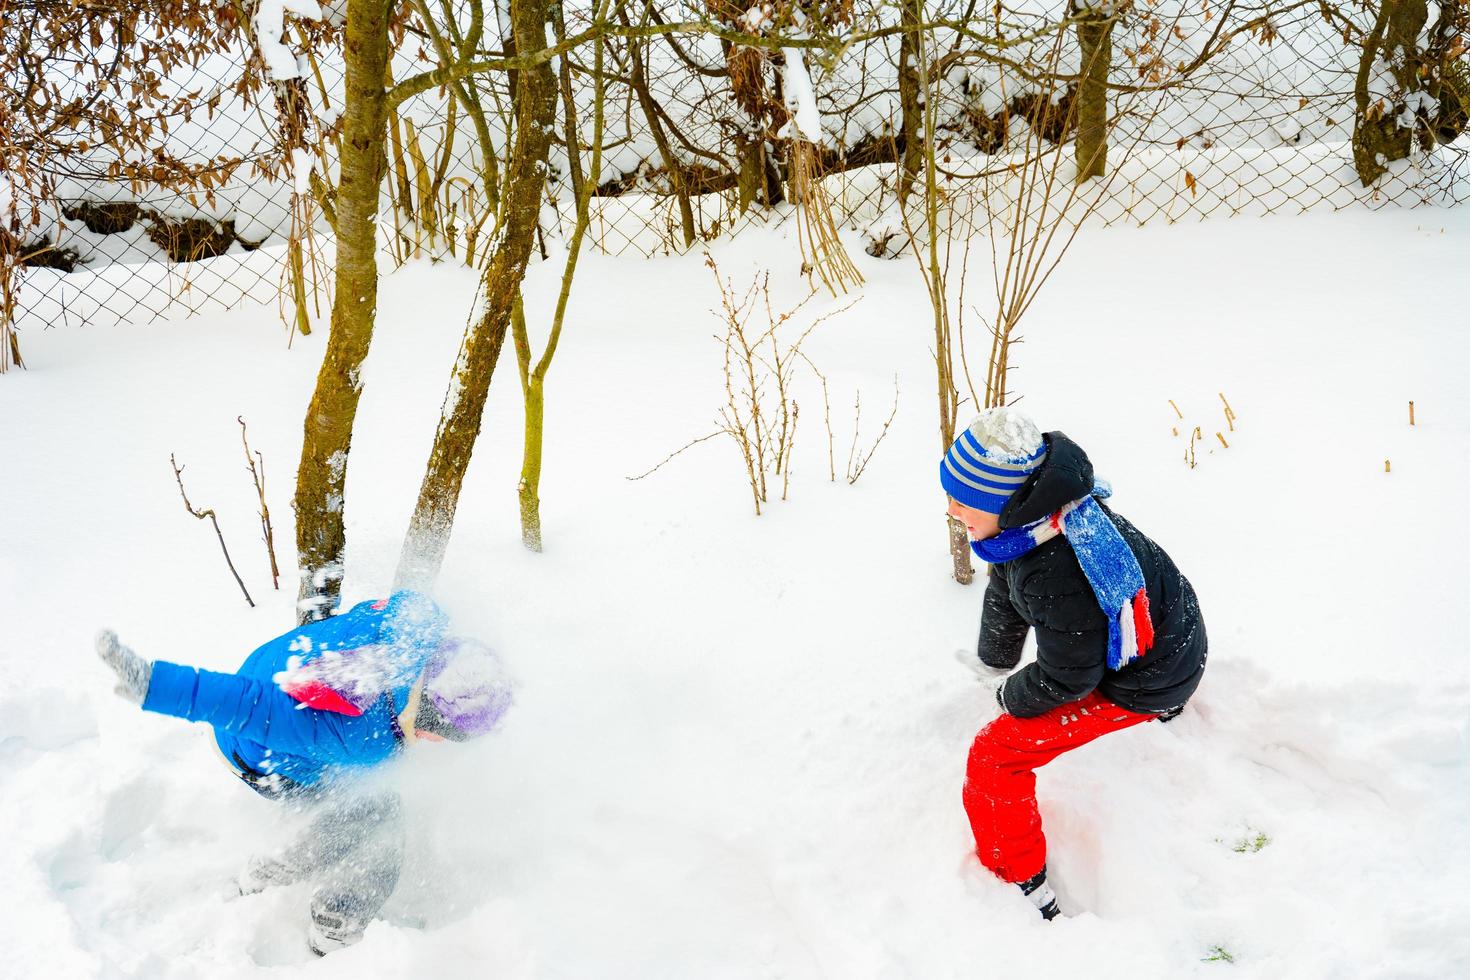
[{"x1": 998, "y1": 432, "x2": 1095, "y2": 529}]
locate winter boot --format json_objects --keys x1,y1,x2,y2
[
  {"x1": 307, "y1": 902, "x2": 368, "y2": 956},
  {"x1": 1018, "y1": 866, "x2": 1061, "y2": 920}
]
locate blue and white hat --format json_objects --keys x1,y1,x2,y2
[{"x1": 940, "y1": 408, "x2": 1047, "y2": 515}]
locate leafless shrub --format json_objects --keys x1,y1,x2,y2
[
  {"x1": 845, "y1": 377, "x2": 899, "y2": 485},
  {"x1": 801, "y1": 355, "x2": 896, "y2": 486},
  {"x1": 709, "y1": 255, "x2": 813, "y2": 514},
  {"x1": 627, "y1": 255, "x2": 856, "y2": 512}
]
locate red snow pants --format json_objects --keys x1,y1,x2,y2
[{"x1": 962, "y1": 691, "x2": 1156, "y2": 884}]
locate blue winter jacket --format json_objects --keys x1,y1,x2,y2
[{"x1": 141, "y1": 592, "x2": 448, "y2": 787}]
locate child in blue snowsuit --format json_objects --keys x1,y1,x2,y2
[{"x1": 96, "y1": 591, "x2": 512, "y2": 955}]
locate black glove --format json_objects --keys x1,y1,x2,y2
[{"x1": 96, "y1": 629, "x2": 153, "y2": 705}]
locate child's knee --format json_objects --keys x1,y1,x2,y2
[
  {"x1": 966, "y1": 719, "x2": 1027, "y2": 776},
  {"x1": 962, "y1": 740, "x2": 1007, "y2": 818},
  {"x1": 966, "y1": 735, "x2": 1004, "y2": 777}
]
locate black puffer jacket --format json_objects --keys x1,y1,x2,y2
[{"x1": 978, "y1": 431, "x2": 1207, "y2": 718}]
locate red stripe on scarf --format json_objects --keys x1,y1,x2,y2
[{"x1": 1132, "y1": 587, "x2": 1155, "y2": 654}]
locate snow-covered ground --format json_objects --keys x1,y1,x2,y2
[{"x1": 2, "y1": 208, "x2": 1468, "y2": 978}]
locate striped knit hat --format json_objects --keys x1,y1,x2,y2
[{"x1": 940, "y1": 408, "x2": 1047, "y2": 515}]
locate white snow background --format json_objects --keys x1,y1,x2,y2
[{"x1": 1, "y1": 209, "x2": 1468, "y2": 978}]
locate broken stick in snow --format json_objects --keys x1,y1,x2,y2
[
  {"x1": 239, "y1": 417, "x2": 281, "y2": 590},
  {"x1": 171, "y1": 453, "x2": 255, "y2": 607}
]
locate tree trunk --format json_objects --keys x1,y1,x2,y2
[
  {"x1": 896, "y1": 0, "x2": 924, "y2": 205},
  {"x1": 292, "y1": 0, "x2": 392, "y2": 624},
  {"x1": 948, "y1": 516, "x2": 974, "y2": 584},
  {"x1": 512, "y1": 28, "x2": 605, "y2": 554},
  {"x1": 734, "y1": 134, "x2": 775, "y2": 211},
  {"x1": 515, "y1": 368, "x2": 547, "y2": 549},
  {"x1": 394, "y1": 0, "x2": 556, "y2": 590},
  {"x1": 1074, "y1": 3, "x2": 1113, "y2": 181},
  {"x1": 1352, "y1": 0, "x2": 1431, "y2": 187}
]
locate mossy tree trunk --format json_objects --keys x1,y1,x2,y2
[
  {"x1": 1074, "y1": 2, "x2": 1114, "y2": 182},
  {"x1": 512, "y1": 299, "x2": 547, "y2": 550},
  {"x1": 292, "y1": 0, "x2": 392, "y2": 624},
  {"x1": 394, "y1": 0, "x2": 557, "y2": 590},
  {"x1": 734, "y1": 135, "x2": 766, "y2": 210},
  {"x1": 1352, "y1": 0, "x2": 1430, "y2": 187},
  {"x1": 511, "y1": 27, "x2": 606, "y2": 552}
]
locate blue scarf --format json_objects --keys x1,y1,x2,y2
[{"x1": 972, "y1": 483, "x2": 1155, "y2": 670}]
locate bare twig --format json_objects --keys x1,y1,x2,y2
[
  {"x1": 238, "y1": 417, "x2": 280, "y2": 590},
  {"x1": 626, "y1": 430, "x2": 725, "y2": 481},
  {"x1": 846, "y1": 376, "x2": 900, "y2": 484},
  {"x1": 170, "y1": 454, "x2": 255, "y2": 607},
  {"x1": 1218, "y1": 391, "x2": 1237, "y2": 431},
  {"x1": 796, "y1": 350, "x2": 836, "y2": 482}
]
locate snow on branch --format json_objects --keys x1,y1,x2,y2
[{"x1": 253, "y1": 0, "x2": 324, "y2": 82}]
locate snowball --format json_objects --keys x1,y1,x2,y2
[{"x1": 965, "y1": 407, "x2": 1043, "y2": 462}]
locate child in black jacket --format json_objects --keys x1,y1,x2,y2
[{"x1": 943, "y1": 408, "x2": 1207, "y2": 918}]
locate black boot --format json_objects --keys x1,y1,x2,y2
[{"x1": 1018, "y1": 866, "x2": 1062, "y2": 920}]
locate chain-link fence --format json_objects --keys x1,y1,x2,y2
[{"x1": 7, "y1": 0, "x2": 1467, "y2": 338}]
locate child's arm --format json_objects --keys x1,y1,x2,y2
[
  {"x1": 996, "y1": 581, "x2": 1107, "y2": 718},
  {"x1": 139, "y1": 661, "x2": 380, "y2": 766},
  {"x1": 144, "y1": 660, "x2": 320, "y2": 739},
  {"x1": 978, "y1": 566, "x2": 1029, "y2": 669}
]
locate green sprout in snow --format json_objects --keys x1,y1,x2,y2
[
  {"x1": 1232, "y1": 831, "x2": 1270, "y2": 854},
  {"x1": 1203, "y1": 945, "x2": 1236, "y2": 964}
]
